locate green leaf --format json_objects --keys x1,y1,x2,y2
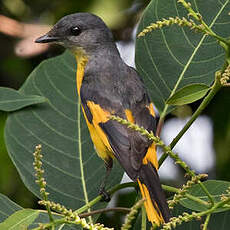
[
  {"x1": 0, "y1": 193, "x2": 22, "y2": 223},
  {"x1": 166, "y1": 83, "x2": 210, "y2": 105},
  {"x1": 172, "y1": 204, "x2": 230, "y2": 230},
  {"x1": 0, "y1": 209, "x2": 39, "y2": 230},
  {"x1": 4, "y1": 51, "x2": 123, "y2": 212},
  {"x1": 179, "y1": 180, "x2": 230, "y2": 213},
  {"x1": 0, "y1": 193, "x2": 78, "y2": 229},
  {"x1": 0, "y1": 87, "x2": 46, "y2": 112},
  {"x1": 136, "y1": 0, "x2": 229, "y2": 115}
]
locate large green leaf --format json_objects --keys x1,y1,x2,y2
[
  {"x1": 0, "y1": 209, "x2": 39, "y2": 230},
  {"x1": 179, "y1": 180, "x2": 230, "y2": 213},
  {"x1": 0, "y1": 194, "x2": 21, "y2": 223},
  {"x1": 136, "y1": 0, "x2": 229, "y2": 114},
  {"x1": 0, "y1": 87, "x2": 46, "y2": 112},
  {"x1": 4, "y1": 51, "x2": 123, "y2": 212},
  {"x1": 0, "y1": 193, "x2": 78, "y2": 229}
]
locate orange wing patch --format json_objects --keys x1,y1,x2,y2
[
  {"x1": 138, "y1": 179, "x2": 164, "y2": 226},
  {"x1": 146, "y1": 103, "x2": 155, "y2": 117},
  {"x1": 82, "y1": 101, "x2": 114, "y2": 161},
  {"x1": 142, "y1": 143, "x2": 158, "y2": 169},
  {"x1": 126, "y1": 107, "x2": 158, "y2": 169},
  {"x1": 125, "y1": 109, "x2": 134, "y2": 123}
]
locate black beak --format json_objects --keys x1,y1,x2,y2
[{"x1": 35, "y1": 34, "x2": 60, "y2": 43}]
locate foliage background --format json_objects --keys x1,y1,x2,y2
[{"x1": 0, "y1": 0, "x2": 230, "y2": 228}]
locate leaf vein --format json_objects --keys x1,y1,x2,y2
[
  {"x1": 12, "y1": 114, "x2": 77, "y2": 158},
  {"x1": 32, "y1": 71, "x2": 76, "y2": 123},
  {"x1": 45, "y1": 68, "x2": 76, "y2": 105},
  {"x1": 32, "y1": 111, "x2": 77, "y2": 142}
]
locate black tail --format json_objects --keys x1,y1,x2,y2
[{"x1": 137, "y1": 162, "x2": 170, "y2": 225}]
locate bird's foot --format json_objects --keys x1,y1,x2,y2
[{"x1": 99, "y1": 188, "x2": 111, "y2": 202}]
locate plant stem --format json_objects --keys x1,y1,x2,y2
[
  {"x1": 76, "y1": 182, "x2": 209, "y2": 217},
  {"x1": 203, "y1": 214, "x2": 211, "y2": 230},
  {"x1": 141, "y1": 205, "x2": 146, "y2": 230},
  {"x1": 197, "y1": 181, "x2": 215, "y2": 206},
  {"x1": 186, "y1": 193, "x2": 209, "y2": 207},
  {"x1": 32, "y1": 218, "x2": 69, "y2": 230},
  {"x1": 158, "y1": 0, "x2": 229, "y2": 167},
  {"x1": 159, "y1": 75, "x2": 222, "y2": 167},
  {"x1": 156, "y1": 116, "x2": 164, "y2": 136},
  {"x1": 162, "y1": 185, "x2": 209, "y2": 207},
  {"x1": 74, "y1": 182, "x2": 137, "y2": 214},
  {"x1": 158, "y1": 152, "x2": 168, "y2": 168},
  {"x1": 162, "y1": 184, "x2": 179, "y2": 193},
  {"x1": 33, "y1": 182, "x2": 212, "y2": 230},
  {"x1": 166, "y1": 150, "x2": 215, "y2": 205},
  {"x1": 75, "y1": 181, "x2": 209, "y2": 218},
  {"x1": 45, "y1": 201, "x2": 54, "y2": 223},
  {"x1": 79, "y1": 207, "x2": 131, "y2": 218},
  {"x1": 197, "y1": 196, "x2": 230, "y2": 220},
  {"x1": 162, "y1": 195, "x2": 230, "y2": 230},
  {"x1": 170, "y1": 78, "x2": 221, "y2": 149},
  {"x1": 161, "y1": 77, "x2": 221, "y2": 205},
  {"x1": 77, "y1": 98, "x2": 92, "y2": 223},
  {"x1": 178, "y1": 0, "x2": 230, "y2": 45}
]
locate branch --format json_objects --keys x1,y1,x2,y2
[
  {"x1": 38, "y1": 200, "x2": 113, "y2": 230},
  {"x1": 167, "y1": 174, "x2": 208, "y2": 209},
  {"x1": 74, "y1": 182, "x2": 137, "y2": 215},
  {"x1": 79, "y1": 207, "x2": 131, "y2": 218},
  {"x1": 202, "y1": 214, "x2": 211, "y2": 230},
  {"x1": 161, "y1": 194, "x2": 230, "y2": 230}
]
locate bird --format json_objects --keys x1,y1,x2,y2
[{"x1": 35, "y1": 12, "x2": 170, "y2": 226}]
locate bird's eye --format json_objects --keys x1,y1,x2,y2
[{"x1": 70, "y1": 26, "x2": 81, "y2": 36}]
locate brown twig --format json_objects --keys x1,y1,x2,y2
[{"x1": 156, "y1": 117, "x2": 164, "y2": 137}]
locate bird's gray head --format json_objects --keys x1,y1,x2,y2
[{"x1": 35, "y1": 13, "x2": 114, "y2": 54}]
